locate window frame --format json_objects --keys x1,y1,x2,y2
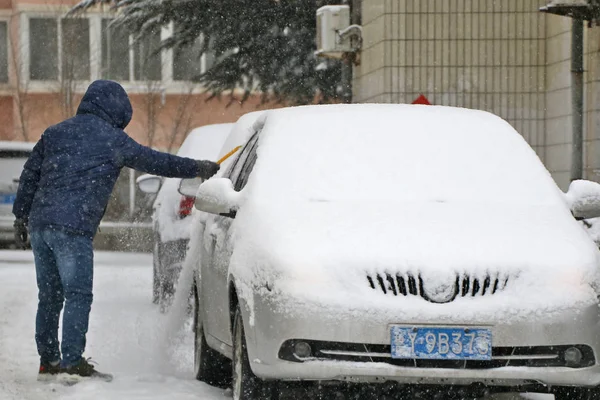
[
  {"x1": 19, "y1": 12, "x2": 217, "y2": 93},
  {"x1": 101, "y1": 17, "x2": 165, "y2": 84},
  {"x1": 18, "y1": 10, "x2": 95, "y2": 93},
  {"x1": 132, "y1": 27, "x2": 163, "y2": 82},
  {"x1": 28, "y1": 17, "x2": 59, "y2": 81},
  {"x1": 23, "y1": 14, "x2": 92, "y2": 86},
  {"x1": 100, "y1": 18, "x2": 132, "y2": 82},
  {"x1": 61, "y1": 17, "x2": 92, "y2": 82},
  {"x1": 171, "y1": 33, "x2": 214, "y2": 82}
]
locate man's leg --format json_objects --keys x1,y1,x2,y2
[
  {"x1": 31, "y1": 230, "x2": 63, "y2": 366},
  {"x1": 48, "y1": 230, "x2": 94, "y2": 368}
]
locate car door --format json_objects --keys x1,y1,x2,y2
[{"x1": 202, "y1": 133, "x2": 260, "y2": 347}]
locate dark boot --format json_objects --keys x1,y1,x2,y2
[
  {"x1": 38, "y1": 361, "x2": 61, "y2": 381},
  {"x1": 60, "y1": 358, "x2": 113, "y2": 382}
]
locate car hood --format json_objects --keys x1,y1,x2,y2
[{"x1": 231, "y1": 200, "x2": 600, "y2": 289}]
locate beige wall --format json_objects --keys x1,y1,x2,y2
[
  {"x1": 355, "y1": 0, "x2": 585, "y2": 186},
  {"x1": 522, "y1": 14, "x2": 600, "y2": 190},
  {"x1": 583, "y1": 24, "x2": 600, "y2": 187},
  {"x1": 545, "y1": 14, "x2": 571, "y2": 189}
]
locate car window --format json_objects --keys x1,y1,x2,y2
[
  {"x1": 226, "y1": 133, "x2": 258, "y2": 184},
  {"x1": 235, "y1": 140, "x2": 258, "y2": 191}
]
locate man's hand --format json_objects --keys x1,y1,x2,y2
[
  {"x1": 196, "y1": 160, "x2": 220, "y2": 180},
  {"x1": 14, "y1": 218, "x2": 28, "y2": 250}
]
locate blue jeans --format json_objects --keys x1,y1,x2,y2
[{"x1": 31, "y1": 228, "x2": 94, "y2": 368}]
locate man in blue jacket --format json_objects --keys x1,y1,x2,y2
[{"x1": 12, "y1": 80, "x2": 220, "y2": 381}]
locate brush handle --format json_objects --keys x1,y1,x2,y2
[{"x1": 217, "y1": 145, "x2": 242, "y2": 165}]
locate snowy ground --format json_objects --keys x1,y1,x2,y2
[{"x1": 0, "y1": 250, "x2": 550, "y2": 400}]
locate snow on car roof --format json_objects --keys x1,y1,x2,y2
[
  {"x1": 176, "y1": 123, "x2": 234, "y2": 160},
  {"x1": 250, "y1": 104, "x2": 562, "y2": 205},
  {"x1": 0, "y1": 141, "x2": 35, "y2": 152}
]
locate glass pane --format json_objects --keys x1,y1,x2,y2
[
  {"x1": 229, "y1": 133, "x2": 258, "y2": 184},
  {"x1": 204, "y1": 50, "x2": 215, "y2": 72},
  {"x1": 0, "y1": 22, "x2": 7, "y2": 83},
  {"x1": 133, "y1": 28, "x2": 161, "y2": 81},
  {"x1": 173, "y1": 41, "x2": 201, "y2": 81},
  {"x1": 30, "y1": 18, "x2": 58, "y2": 80},
  {"x1": 204, "y1": 37, "x2": 215, "y2": 72},
  {"x1": 236, "y1": 147, "x2": 257, "y2": 191},
  {"x1": 101, "y1": 19, "x2": 130, "y2": 81},
  {"x1": 62, "y1": 19, "x2": 90, "y2": 81},
  {"x1": 173, "y1": 36, "x2": 214, "y2": 81}
]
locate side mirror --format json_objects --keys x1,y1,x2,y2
[
  {"x1": 136, "y1": 174, "x2": 161, "y2": 194},
  {"x1": 566, "y1": 180, "x2": 600, "y2": 220},
  {"x1": 178, "y1": 177, "x2": 205, "y2": 197},
  {"x1": 195, "y1": 178, "x2": 240, "y2": 217}
]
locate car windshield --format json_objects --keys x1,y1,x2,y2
[
  {"x1": 252, "y1": 105, "x2": 563, "y2": 207},
  {"x1": 0, "y1": 150, "x2": 30, "y2": 189}
]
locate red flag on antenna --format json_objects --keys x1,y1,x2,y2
[{"x1": 412, "y1": 94, "x2": 431, "y2": 105}]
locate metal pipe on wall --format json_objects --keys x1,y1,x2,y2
[
  {"x1": 571, "y1": 19, "x2": 584, "y2": 182},
  {"x1": 129, "y1": 168, "x2": 136, "y2": 218}
]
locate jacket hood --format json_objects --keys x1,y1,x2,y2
[{"x1": 77, "y1": 80, "x2": 133, "y2": 129}]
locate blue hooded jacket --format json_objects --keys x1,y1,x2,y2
[{"x1": 13, "y1": 80, "x2": 200, "y2": 238}]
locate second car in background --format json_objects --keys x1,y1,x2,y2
[
  {"x1": 138, "y1": 124, "x2": 233, "y2": 306},
  {"x1": 0, "y1": 141, "x2": 34, "y2": 247}
]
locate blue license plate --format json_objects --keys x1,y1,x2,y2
[
  {"x1": 0, "y1": 194, "x2": 16, "y2": 205},
  {"x1": 391, "y1": 326, "x2": 492, "y2": 360}
]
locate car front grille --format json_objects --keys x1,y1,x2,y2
[
  {"x1": 366, "y1": 272, "x2": 510, "y2": 303},
  {"x1": 279, "y1": 340, "x2": 595, "y2": 369}
]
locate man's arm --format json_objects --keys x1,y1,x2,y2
[
  {"x1": 13, "y1": 138, "x2": 44, "y2": 221},
  {"x1": 115, "y1": 133, "x2": 220, "y2": 179}
]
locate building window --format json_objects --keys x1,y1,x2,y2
[
  {"x1": 62, "y1": 19, "x2": 90, "y2": 81},
  {"x1": 101, "y1": 19, "x2": 130, "y2": 81},
  {"x1": 30, "y1": 18, "x2": 58, "y2": 80},
  {"x1": 173, "y1": 36, "x2": 214, "y2": 81},
  {"x1": 102, "y1": 20, "x2": 162, "y2": 81},
  {"x1": 28, "y1": 17, "x2": 90, "y2": 81},
  {"x1": 133, "y1": 28, "x2": 161, "y2": 81},
  {"x1": 23, "y1": 15, "x2": 208, "y2": 87},
  {"x1": 0, "y1": 21, "x2": 8, "y2": 83}
]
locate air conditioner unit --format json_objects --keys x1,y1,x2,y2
[{"x1": 316, "y1": 5, "x2": 354, "y2": 59}]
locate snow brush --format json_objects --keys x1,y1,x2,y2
[{"x1": 217, "y1": 145, "x2": 242, "y2": 165}]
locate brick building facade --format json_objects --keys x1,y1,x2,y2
[{"x1": 0, "y1": 0, "x2": 266, "y2": 150}]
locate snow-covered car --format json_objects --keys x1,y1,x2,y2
[
  {"x1": 189, "y1": 104, "x2": 600, "y2": 399},
  {"x1": 0, "y1": 141, "x2": 34, "y2": 246},
  {"x1": 137, "y1": 124, "x2": 233, "y2": 305}
]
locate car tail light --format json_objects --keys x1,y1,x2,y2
[{"x1": 178, "y1": 196, "x2": 195, "y2": 218}]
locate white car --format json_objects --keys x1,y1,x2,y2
[
  {"x1": 0, "y1": 141, "x2": 34, "y2": 246},
  {"x1": 137, "y1": 124, "x2": 233, "y2": 305},
  {"x1": 188, "y1": 104, "x2": 600, "y2": 400}
]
